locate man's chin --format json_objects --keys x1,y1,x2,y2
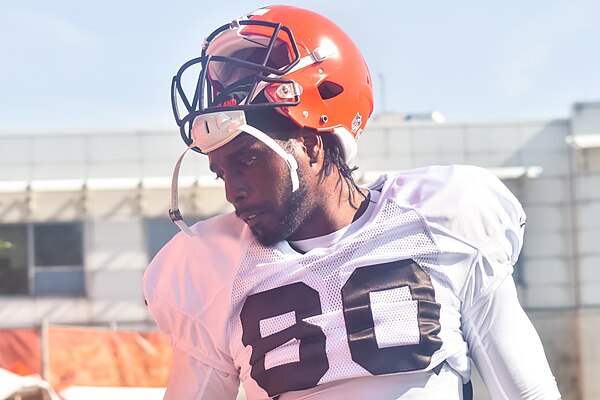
[{"x1": 250, "y1": 226, "x2": 286, "y2": 247}]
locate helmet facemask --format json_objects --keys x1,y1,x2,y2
[
  {"x1": 171, "y1": 18, "x2": 304, "y2": 153},
  {"x1": 168, "y1": 18, "x2": 308, "y2": 235}
]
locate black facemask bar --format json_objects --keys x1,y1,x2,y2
[{"x1": 171, "y1": 19, "x2": 303, "y2": 153}]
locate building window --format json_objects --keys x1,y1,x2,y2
[
  {"x1": 0, "y1": 225, "x2": 27, "y2": 295},
  {"x1": 144, "y1": 217, "x2": 204, "y2": 261},
  {"x1": 0, "y1": 222, "x2": 85, "y2": 297}
]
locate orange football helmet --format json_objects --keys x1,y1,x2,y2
[{"x1": 171, "y1": 5, "x2": 374, "y2": 162}]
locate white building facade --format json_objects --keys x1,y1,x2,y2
[{"x1": 0, "y1": 102, "x2": 599, "y2": 399}]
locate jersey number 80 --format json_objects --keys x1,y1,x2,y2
[{"x1": 240, "y1": 259, "x2": 442, "y2": 397}]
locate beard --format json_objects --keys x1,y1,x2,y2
[{"x1": 250, "y1": 180, "x2": 313, "y2": 246}]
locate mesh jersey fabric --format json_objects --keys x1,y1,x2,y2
[{"x1": 143, "y1": 164, "x2": 531, "y2": 399}]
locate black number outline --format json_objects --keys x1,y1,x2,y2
[
  {"x1": 240, "y1": 282, "x2": 328, "y2": 397},
  {"x1": 239, "y1": 259, "x2": 442, "y2": 395},
  {"x1": 342, "y1": 259, "x2": 442, "y2": 374}
]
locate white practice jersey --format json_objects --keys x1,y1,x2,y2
[{"x1": 143, "y1": 165, "x2": 559, "y2": 399}]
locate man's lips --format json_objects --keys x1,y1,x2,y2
[{"x1": 236, "y1": 209, "x2": 265, "y2": 226}]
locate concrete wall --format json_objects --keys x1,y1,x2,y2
[{"x1": 567, "y1": 102, "x2": 600, "y2": 400}]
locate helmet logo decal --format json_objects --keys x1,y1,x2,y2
[{"x1": 351, "y1": 112, "x2": 362, "y2": 134}]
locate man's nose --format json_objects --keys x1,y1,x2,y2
[{"x1": 224, "y1": 176, "x2": 248, "y2": 206}]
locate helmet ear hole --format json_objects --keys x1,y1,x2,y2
[{"x1": 318, "y1": 81, "x2": 344, "y2": 100}]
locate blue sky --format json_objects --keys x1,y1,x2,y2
[{"x1": 1, "y1": 0, "x2": 598, "y2": 132}]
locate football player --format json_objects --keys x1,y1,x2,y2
[{"x1": 144, "y1": 5, "x2": 561, "y2": 399}]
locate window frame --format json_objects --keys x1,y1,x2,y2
[{"x1": 0, "y1": 221, "x2": 86, "y2": 297}]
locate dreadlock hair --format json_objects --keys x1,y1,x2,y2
[{"x1": 318, "y1": 133, "x2": 368, "y2": 210}]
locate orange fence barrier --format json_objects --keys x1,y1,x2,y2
[
  {"x1": 0, "y1": 326, "x2": 172, "y2": 392},
  {"x1": 0, "y1": 328, "x2": 42, "y2": 376}
]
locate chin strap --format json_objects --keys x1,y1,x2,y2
[
  {"x1": 169, "y1": 122, "x2": 300, "y2": 237},
  {"x1": 169, "y1": 142, "x2": 198, "y2": 237}
]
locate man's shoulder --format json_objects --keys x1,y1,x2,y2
[
  {"x1": 143, "y1": 211, "x2": 253, "y2": 304},
  {"x1": 143, "y1": 211, "x2": 252, "y2": 370},
  {"x1": 374, "y1": 165, "x2": 524, "y2": 248},
  {"x1": 377, "y1": 164, "x2": 499, "y2": 206}
]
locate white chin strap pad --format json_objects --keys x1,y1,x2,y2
[{"x1": 169, "y1": 111, "x2": 300, "y2": 236}]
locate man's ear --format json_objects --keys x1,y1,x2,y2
[{"x1": 300, "y1": 129, "x2": 323, "y2": 165}]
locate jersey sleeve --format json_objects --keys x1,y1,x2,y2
[
  {"x1": 143, "y1": 213, "x2": 249, "y2": 375},
  {"x1": 462, "y1": 276, "x2": 561, "y2": 399}
]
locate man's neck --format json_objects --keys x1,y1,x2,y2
[{"x1": 289, "y1": 185, "x2": 370, "y2": 241}]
